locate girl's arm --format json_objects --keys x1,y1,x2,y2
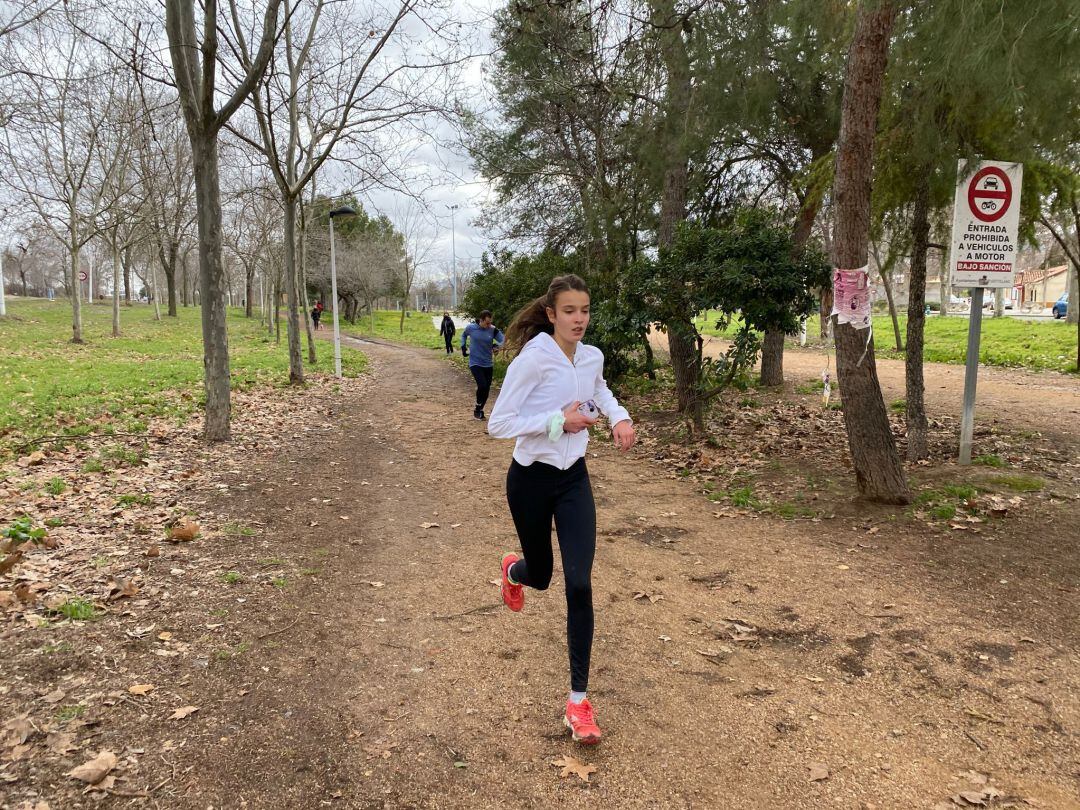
[{"x1": 488, "y1": 355, "x2": 560, "y2": 439}]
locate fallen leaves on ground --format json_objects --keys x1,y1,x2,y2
[
  {"x1": 807, "y1": 762, "x2": 829, "y2": 782},
  {"x1": 128, "y1": 684, "x2": 155, "y2": 696},
  {"x1": 550, "y1": 755, "x2": 597, "y2": 783},
  {"x1": 169, "y1": 706, "x2": 199, "y2": 720},
  {"x1": 66, "y1": 750, "x2": 116, "y2": 785}
]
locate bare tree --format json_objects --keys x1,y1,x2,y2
[
  {"x1": 164, "y1": 0, "x2": 283, "y2": 440},
  {"x1": 230, "y1": 0, "x2": 455, "y2": 383},
  {"x1": 393, "y1": 201, "x2": 437, "y2": 332},
  {"x1": 1, "y1": 11, "x2": 132, "y2": 342}
]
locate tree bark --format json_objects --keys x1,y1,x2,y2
[
  {"x1": 299, "y1": 220, "x2": 316, "y2": 364},
  {"x1": 191, "y1": 138, "x2": 232, "y2": 441},
  {"x1": 245, "y1": 264, "x2": 254, "y2": 318},
  {"x1": 653, "y1": 0, "x2": 700, "y2": 429},
  {"x1": 829, "y1": 0, "x2": 909, "y2": 503},
  {"x1": 68, "y1": 239, "x2": 83, "y2": 344},
  {"x1": 761, "y1": 191, "x2": 825, "y2": 384},
  {"x1": 122, "y1": 245, "x2": 132, "y2": 303},
  {"x1": 111, "y1": 243, "x2": 121, "y2": 337},
  {"x1": 282, "y1": 195, "x2": 305, "y2": 384},
  {"x1": 160, "y1": 240, "x2": 180, "y2": 317},
  {"x1": 1066, "y1": 261, "x2": 1078, "y2": 326},
  {"x1": 905, "y1": 174, "x2": 930, "y2": 461},
  {"x1": 875, "y1": 260, "x2": 902, "y2": 351},
  {"x1": 759, "y1": 329, "x2": 785, "y2": 386}
]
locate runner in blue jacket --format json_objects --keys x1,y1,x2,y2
[{"x1": 460, "y1": 310, "x2": 504, "y2": 420}]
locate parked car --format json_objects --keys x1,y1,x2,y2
[{"x1": 1052, "y1": 292, "x2": 1068, "y2": 319}]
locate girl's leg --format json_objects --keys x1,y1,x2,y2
[
  {"x1": 552, "y1": 461, "x2": 596, "y2": 693},
  {"x1": 505, "y1": 461, "x2": 555, "y2": 590}
]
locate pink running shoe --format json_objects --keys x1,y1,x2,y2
[
  {"x1": 501, "y1": 553, "x2": 524, "y2": 612},
  {"x1": 564, "y1": 698, "x2": 602, "y2": 745}
]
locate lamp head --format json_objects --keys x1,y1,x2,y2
[{"x1": 329, "y1": 205, "x2": 357, "y2": 219}]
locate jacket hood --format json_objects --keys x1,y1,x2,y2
[{"x1": 523, "y1": 330, "x2": 576, "y2": 361}]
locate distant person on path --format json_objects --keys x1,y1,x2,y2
[
  {"x1": 488, "y1": 274, "x2": 635, "y2": 746},
  {"x1": 311, "y1": 301, "x2": 324, "y2": 330},
  {"x1": 439, "y1": 311, "x2": 456, "y2": 355},
  {"x1": 460, "y1": 310, "x2": 504, "y2": 420}
]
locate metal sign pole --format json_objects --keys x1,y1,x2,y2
[{"x1": 958, "y1": 287, "x2": 984, "y2": 464}]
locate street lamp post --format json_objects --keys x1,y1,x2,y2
[
  {"x1": 329, "y1": 205, "x2": 357, "y2": 378},
  {"x1": 448, "y1": 204, "x2": 459, "y2": 309}
]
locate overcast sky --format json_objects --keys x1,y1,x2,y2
[{"x1": 353, "y1": 0, "x2": 502, "y2": 284}]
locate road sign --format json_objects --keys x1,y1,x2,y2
[
  {"x1": 949, "y1": 159, "x2": 1022, "y2": 289},
  {"x1": 78, "y1": 271, "x2": 88, "y2": 281}
]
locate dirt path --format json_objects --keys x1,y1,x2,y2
[
  {"x1": 686, "y1": 333, "x2": 1080, "y2": 448},
  {"x1": 169, "y1": 336, "x2": 1078, "y2": 809}
]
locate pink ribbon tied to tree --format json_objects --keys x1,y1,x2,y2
[{"x1": 830, "y1": 266, "x2": 872, "y2": 330}]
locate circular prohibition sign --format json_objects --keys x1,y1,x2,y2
[{"x1": 967, "y1": 166, "x2": 1012, "y2": 223}]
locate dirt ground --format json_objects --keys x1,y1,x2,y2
[{"x1": 2, "y1": 336, "x2": 1078, "y2": 809}]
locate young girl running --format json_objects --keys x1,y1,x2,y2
[{"x1": 488, "y1": 274, "x2": 635, "y2": 745}]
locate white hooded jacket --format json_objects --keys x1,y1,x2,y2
[{"x1": 488, "y1": 332, "x2": 631, "y2": 470}]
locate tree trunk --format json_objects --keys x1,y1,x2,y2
[
  {"x1": 653, "y1": 0, "x2": 700, "y2": 429},
  {"x1": 875, "y1": 261, "x2": 902, "y2": 351},
  {"x1": 298, "y1": 223, "x2": 316, "y2": 364},
  {"x1": 1066, "y1": 262, "x2": 1078, "y2": 326},
  {"x1": 150, "y1": 262, "x2": 161, "y2": 321},
  {"x1": 829, "y1": 0, "x2": 909, "y2": 504},
  {"x1": 275, "y1": 279, "x2": 282, "y2": 344},
  {"x1": 905, "y1": 174, "x2": 930, "y2": 461},
  {"x1": 122, "y1": 245, "x2": 132, "y2": 303},
  {"x1": 111, "y1": 243, "x2": 121, "y2": 337},
  {"x1": 181, "y1": 252, "x2": 190, "y2": 307},
  {"x1": 69, "y1": 240, "x2": 83, "y2": 344},
  {"x1": 761, "y1": 192, "x2": 824, "y2": 384},
  {"x1": 282, "y1": 195, "x2": 305, "y2": 384},
  {"x1": 191, "y1": 137, "x2": 232, "y2": 442},
  {"x1": 160, "y1": 240, "x2": 179, "y2": 317},
  {"x1": 759, "y1": 328, "x2": 785, "y2": 386},
  {"x1": 245, "y1": 264, "x2": 254, "y2": 318}
]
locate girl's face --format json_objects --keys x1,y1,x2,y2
[{"x1": 546, "y1": 289, "x2": 590, "y2": 345}]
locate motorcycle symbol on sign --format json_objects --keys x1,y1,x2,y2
[{"x1": 981, "y1": 200, "x2": 998, "y2": 211}]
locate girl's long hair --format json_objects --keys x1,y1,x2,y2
[{"x1": 503, "y1": 274, "x2": 590, "y2": 357}]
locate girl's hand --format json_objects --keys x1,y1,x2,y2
[
  {"x1": 612, "y1": 419, "x2": 636, "y2": 452},
  {"x1": 562, "y1": 401, "x2": 598, "y2": 434}
]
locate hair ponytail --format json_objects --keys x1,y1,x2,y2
[{"x1": 504, "y1": 273, "x2": 589, "y2": 356}]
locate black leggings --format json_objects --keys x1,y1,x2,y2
[
  {"x1": 444, "y1": 334, "x2": 454, "y2": 354},
  {"x1": 506, "y1": 458, "x2": 595, "y2": 692},
  {"x1": 470, "y1": 365, "x2": 494, "y2": 409}
]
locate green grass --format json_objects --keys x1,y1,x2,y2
[
  {"x1": 350, "y1": 309, "x2": 447, "y2": 350},
  {"x1": 223, "y1": 521, "x2": 257, "y2": 537},
  {"x1": 973, "y1": 453, "x2": 1006, "y2": 468},
  {"x1": 991, "y1": 474, "x2": 1045, "y2": 493},
  {"x1": 52, "y1": 597, "x2": 99, "y2": 621},
  {"x1": 56, "y1": 704, "x2": 87, "y2": 722},
  {"x1": 219, "y1": 571, "x2": 244, "y2": 585},
  {"x1": 695, "y1": 310, "x2": 1077, "y2": 374},
  {"x1": 0, "y1": 299, "x2": 367, "y2": 460},
  {"x1": 930, "y1": 504, "x2": 958, "y2": 521},
  {"x1": 349, "y1": 310, "x2": 512, "y2": 382},
  {"x1": 116, "y1": 493, "x2": 153, "y2": 507},
  {"x1": 44, "y1": 476, "x2": 66, "y2": 495}
]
